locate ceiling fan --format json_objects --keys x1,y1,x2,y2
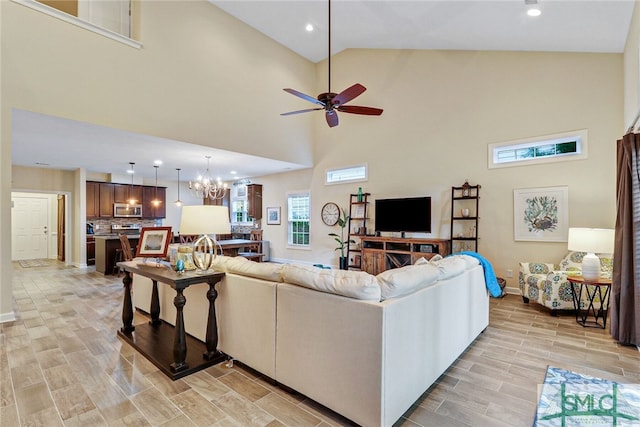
[{"x1": 281, "y1": 0, "x2": 383, "y2": 128}]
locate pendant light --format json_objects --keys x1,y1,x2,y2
[
  {"x1": 152, "y1": 165, "x2": 161, "y2": 207},
  {"x1": 127, "y1": 162, "x2": 137, "y2": 205},
  {"x1": 174, "y1": 168, "x2": 183, "y2": 206}
]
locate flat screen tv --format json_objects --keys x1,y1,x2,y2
[{"x1": 375, "y1": 197, "x2": 431, "y2": 233}]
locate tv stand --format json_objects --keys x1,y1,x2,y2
[{"x1": 360, "y1": 236, "x2": 450, "y2": 275}]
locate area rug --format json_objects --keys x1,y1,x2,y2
[
  {"x1": 18, "y1": 259, "x2": 50, "y2": 268},
  {"x1": 534, "y1": 366, "x2": 640, "y2": 426}
]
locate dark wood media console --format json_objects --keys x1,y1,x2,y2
[{"x1": 360, "y1": 236, "x2": 450, "y2": 275}]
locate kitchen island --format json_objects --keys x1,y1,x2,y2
[{"x1": 95, "y1": 235, "x2": 140, "y2": 275}]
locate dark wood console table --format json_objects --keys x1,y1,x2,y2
[{"x1": 116, "y1": 261, "x2": 226, "y2": 380}]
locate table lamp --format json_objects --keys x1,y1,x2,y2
[
  {"x1": 567, "y1": 228, "x2": 614, "y2": 281},
  {"x1": 179, "y1": 205, "x2": 231, "y2": 271}
]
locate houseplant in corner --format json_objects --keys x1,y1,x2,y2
[{"x1": 329, "y1": 207, "x2": 355, "y2": 270}]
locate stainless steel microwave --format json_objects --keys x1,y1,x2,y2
[{"x1": 114, "y1": 203, "x2": 143, "y2": 218}]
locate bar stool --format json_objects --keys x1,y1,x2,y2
[
  {"x1": 238, "y1": 229, "x2": 263, "y2": 262},
  {"x1": 114, "y1": 234, "x2": 136, "y2": 276}
]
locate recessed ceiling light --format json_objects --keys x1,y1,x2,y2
[
  {"x1": 230, "y1": 171, "x2": 237, "y2": 175},
  {"x1": 153, "y1": 160, "x2": 163, "y2": 165},
  {"x1": 525, "y1": 0, "x2": 541, "y2": 17},
  {"x1": 305, "y1": 23, "x2": 314, "y2": 32},
  {"x1": 527, "y1": 7, "x2": 541, "y2": 17}
]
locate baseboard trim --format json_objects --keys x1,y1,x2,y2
[
  {"x1": 504, "y1": 286, "x2": 519, "y2": 295},
  {"x1": 0, "y1": 311, "x2": 17, "y2": 324}
]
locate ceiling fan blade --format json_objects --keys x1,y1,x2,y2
[
  {"x1": 281, "y1": 108, "x2": 323, "y2": 116},
  {"x1": 332, "y1": 83, "x2": 366, "y2": 106},
  {"x1": 338, "y1": 105, "x2": 384, "y2": 116},
  {"x1": 326, "y1": 110, "x2": 339, "y2": 127},
  {"x1": 283, "y1": 88, "x2": 324, "y2": 106}
]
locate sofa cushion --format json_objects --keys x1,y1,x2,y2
[
  {"x1": 281, "y1": 264, "x2": 381, "y2": 301},
  {"x1": 212, "y1": 255, "x2": 284, "y2": 282},
  {"x1": 376, "y1": 263, "x2": 440, "y2": 300}
]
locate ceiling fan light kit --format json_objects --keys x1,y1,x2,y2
[{"x1": 281, "y1": 0, "x2": 383, "y2": 127}]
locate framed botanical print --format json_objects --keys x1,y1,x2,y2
[{"x1": 514, "y1": 186, "x2": 568, "y2": 242}]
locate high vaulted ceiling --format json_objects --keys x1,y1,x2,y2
[
  {"x1": 210, "y1": 0, "x2": 635, "y2": 63},
  {"x1": 11, "y1": 1, "x2": 635, "y2": 183}
]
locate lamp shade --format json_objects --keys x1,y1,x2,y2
[
  {"x1": 567, "y1": 228, "x2": 614, "y2": 254},
  {"x1": 179, "y1": 205, "x2": 231, "y2": 236}
]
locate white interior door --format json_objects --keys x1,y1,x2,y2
[{"x1": 12, "y1": 196, "x2": 49, "y2": 260}]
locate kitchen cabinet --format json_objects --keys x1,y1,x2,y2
[
  {"x1": 99, "y1": 183, "x2": 114, "y2": 217},
  {"x1": 86, "y1": 236, "x2": 95, "y2": 265},
  {"x1": 142, "y1": 186, "x2": 166, "y2": 218},
  {"x1": 247, "y1": 184, "x2": 262, "y2": 219},
  {"x1": 114, "y1": 184, "x2": 142, "y2": 204},
  {"x1": 86, "y1": 181, "x2": 100, "y2": 218},
  {"x1": 87, "y1": 181, "x2": 165, "y2": 219},
  {"x1": 204, "y1": 192, "x2": 230, "y2": 207}
]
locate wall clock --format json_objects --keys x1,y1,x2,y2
[{"x1": 321, "y1": 202, "x2": 340, "y2": 226}]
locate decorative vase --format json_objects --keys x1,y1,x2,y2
[
  {"x1": 357, "y1": 187, "x2": 363, "y2": 202},
  {"x1": 339, "y1": 256, "x2": 348, "y2": 270}
]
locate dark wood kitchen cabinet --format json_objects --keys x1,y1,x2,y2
[
  {"x1": 86, "y1": 236, "x2": 95, "y2": 265},
  {"x1": 99, "y1": 183, "x2": 114, "y2": 217},
  {"x1": 142, "y1": 186, "x2": 166, "y2": 218},
  {"x1": 247, "y1": 184, "x2": 262, "y2": 219},
  {"x1": 86, "y1": 181, "x2": 100, "y2": 218},
  {"x1": 114, "y1": 184, "x2": 142, "y2": 204}
]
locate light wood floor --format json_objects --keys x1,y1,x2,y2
[{"x1": 1, "y1": 261, "x2": 638, "y2": 426}]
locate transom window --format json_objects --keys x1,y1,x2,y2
[
  {"x1": 325, "y1": 164, "x2": 368, "y2": 185},
  {"x1": 287, "y1": 192, "x2": 310, "y2": 247},
  {"x1": 488, "y1": 130, "x2": 588, "y2": 169}
]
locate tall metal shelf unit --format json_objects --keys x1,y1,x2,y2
[
  {"x1": 450, "y1": 183, "x2": 480, "y2": 253},
  {"x1": 347, "y1": 192, "x2": 370, "y2": 270}
]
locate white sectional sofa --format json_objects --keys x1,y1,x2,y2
[{"x1": 132, "y1": 255, "x2": 490, "y2": 427}]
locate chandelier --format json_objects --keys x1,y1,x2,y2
[{"x1": 189, "y1": 156, "x2": 228, "y2": 200}]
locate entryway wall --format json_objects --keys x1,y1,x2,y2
[{"x1": 11, "y1": 191, "x2": 64, "y2": 261}]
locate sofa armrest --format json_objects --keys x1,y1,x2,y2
[
  {"x1": 519, "y1": 262, "x2": 554, "y2": 303},
  {"x1": 519, "y1": 262, "x2": 555, "y2": 275}
]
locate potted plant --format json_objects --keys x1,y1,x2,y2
[{"x1": 329, "y1": 207, "x2": 355, "y2": 270}]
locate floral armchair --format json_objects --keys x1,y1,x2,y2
[{"x1": 519, "y1": 251, "x2": 613, "y2": 314}]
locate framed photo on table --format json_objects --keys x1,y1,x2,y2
[
  {"x1": 514, "y1": 186, "x2": 568, "y2": 242},
  {"x1": 136, "y1": 227, "x2": 172, "y2": 257},
  {"x1": 266, "y1": 207, "x2": 281, "y2": 225}
]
